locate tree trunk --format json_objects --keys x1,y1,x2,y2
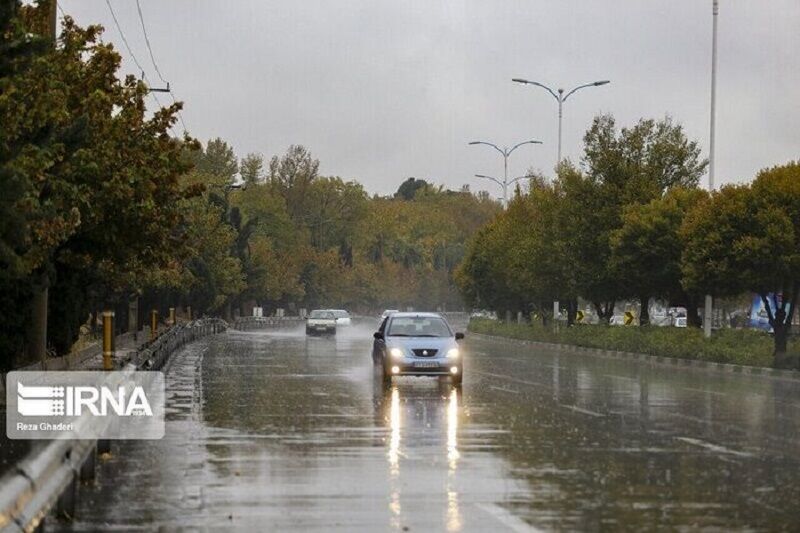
[
  {"x1": 26, "y1": 272, "x2": 49, "y2": 367},
  {"x1": 594, "y1": 301, "x2": 614, "y2": 325},
  {"x1": 686, "y1": 299, "x2": 701, "y2": 328},
  {"x1": 772, "y1": 323, "x2": 793, "y2": 368},
  {"x1": 639, "y1": 295, "x2": 650, "y2": 326},
  {"x1": 566, "y1": 299, "x2": 578, "y2": 326}
]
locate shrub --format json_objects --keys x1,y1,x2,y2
[{"x1": 467, "y1": 319, "x2": 797, "y2": 368}]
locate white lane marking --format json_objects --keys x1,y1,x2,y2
[
  {"x1": 490, "y1": 385, "x2": 520, "y2": 395},
  {"x1": 602, "y1": 373, "x2": 638, "y2": 382},
  {"x1": 476, "y1": 503, "x2": 543, "y2": 533},
  {"x1": 561, "y1": 404, "x2": 605, "y2": 418},
  {"x1": 680, "y1": 387, "x2": 728, "y2": 397},
  {"x1": 675, "y1": 436, "x2": 754, "y2": 458},
  {"x1": 470, "y1": 369, "x2": 546, "y2": 388}
]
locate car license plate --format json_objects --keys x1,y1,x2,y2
[{"x1": 414, "y1": 361, "x2": 438, "y2": 369}]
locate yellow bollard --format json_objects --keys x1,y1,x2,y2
[
  {"x1": 102, "y1": 311, "x2": 114, "y2": 370},
  {"x1": 150, "y1": 310, "x2": 158, "y2": 340},
  {"x1": 169, "y1": 307, "x2": 176, "y2": 326}
]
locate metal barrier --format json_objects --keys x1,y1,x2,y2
[
  {"x1": 232, "y1": 316, "x2": 304, "y2": 331},
  {"x1": 0, "y1": 318, "x2": 227, "y2": 532}
]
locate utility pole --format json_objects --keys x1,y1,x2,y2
[{"x1": 704, "y1": 0, "x2": 719, "y2": 338}]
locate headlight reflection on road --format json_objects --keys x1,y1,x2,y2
[
  {"x1": 447, "y1": 388, "x2": 460, "y2": 466},
  {"x1": 388, "y1": 386, "x2": 402, "y2": 529},
  {"x1": 388, "y1": 386, "x2": 401, "y2": 474},
  {"x1": 446, "y1": 387, "x2": 461, "y2": 531}
]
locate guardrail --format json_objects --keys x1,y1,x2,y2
[
  {"x1": 0, "y1": 318, "x2": 227, "y2": 532},
  {"x1": 232, "y1": 316, "x2": 304, "y2": 331}
]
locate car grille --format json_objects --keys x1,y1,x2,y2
[{"x1": 412, "y1": 349, "x2": 438, "y2": 357}]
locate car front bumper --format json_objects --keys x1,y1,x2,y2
[{"x1": 388, "y1": 359, "x2": 460, "y2": 376}]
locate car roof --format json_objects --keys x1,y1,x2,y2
[{"x1": 388, "y1": 312, "x2": 444, "y2": 319}]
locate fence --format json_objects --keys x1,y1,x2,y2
[{"x1": 232, "y1": 316, "x2": 304, "y2": 331}]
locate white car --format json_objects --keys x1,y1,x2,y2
[
  {"x1": 380, "y1": 309, "x2": 399, "y2": 321},
  {"x1": 329, "y1": 309, "x2": 352, "y2": 326},
  {"x1": 306, "y1": 310, "x2": 336, "y2": 336}
]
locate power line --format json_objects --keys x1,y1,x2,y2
[
  {"x1": 103, "y1": 0, "x2": 186, "y2": 135},
  {"x1": 104, "y1": 0, "x2": 147, "y2": 75},
  {"x1": 134, "y1": 0, "x2": 188, "y2": 134},
  {"x1": 104, "y1": 0, "x2": 170, "y2": 132},
  {"x1": 134, "y1": 0, "x2": 166, "y2": 84}
]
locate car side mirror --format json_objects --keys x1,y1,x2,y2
[
  {"x1": 455, "y1": 332, "x2": 465, "y2": 340},
  {"x1": 373, "y1": 332, "x2": 383, "y2": 340}
]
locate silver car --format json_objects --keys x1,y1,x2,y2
[{"x1": 372, "y1": 312, "x2": 464, "y2": 385}]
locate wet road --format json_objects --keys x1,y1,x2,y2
[{"x1": 58, "y1": 325, "x2": 800, "y2": 531}]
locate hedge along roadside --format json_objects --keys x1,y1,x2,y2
[{"x1": 468, "y1": 319, "x2": 800, "y2": 369}]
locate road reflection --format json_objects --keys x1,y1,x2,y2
[{"x1": 379, "y1": 380, "x2": 462, "y2": 531}]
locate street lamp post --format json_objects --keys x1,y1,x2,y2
[
  {"x1": 512, "y1": 78, "x2": 609, "y2": 328},
  {"x1": 511, "y1": 79, "x2": 610, "y2": 167},
  {"x1": 468, "y1": 140, "x2": 542, "y2": 207},
  {"x1": 704, "y1": 0, "x2": 719, "y2": 338},
  {"x1": 473, "y1": 173, "x2": 536, "y2": 206}
]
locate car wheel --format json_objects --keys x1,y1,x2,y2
[
  {"x1": 382, "y1": 362, "x2": 392, "y2": 385},
  {"x1": 452, "y1": 371, "x2": 463, "y2": 387}
]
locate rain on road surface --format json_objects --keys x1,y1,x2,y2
[{"x1": 58, "y1": 324, "x2": 800, "y2": 531}]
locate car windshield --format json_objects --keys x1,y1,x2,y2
[
  {"x1": 387, "y1": 316, "x2": 451, "y2": 337},
  {"x1": 309, "y1": 310, "x2": 334, "y2": 319},
  {"x1": 331, "y1": 310, "x2": 349, "y2": 318}
]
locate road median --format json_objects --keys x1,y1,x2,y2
[{"x1": 468, "y1": 319, "x2": 800, "y2": 378}]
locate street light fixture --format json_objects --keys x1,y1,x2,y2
[
  {"x1": 512, "y1": 78, "x2": 610, "y2": 167},
  {"x1": 468, "y1": 140, "x2": 542, "y2": 207},
  {"x1": 512, "y1": 78, "x2": 609, "y2": 331},
  {"x1": 474, "y1": 173, "x2": 536, "y2": 206}
]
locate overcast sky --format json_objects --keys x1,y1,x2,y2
[{"x1": 60, "y1": 1, "x2": 800, "y2": 196}]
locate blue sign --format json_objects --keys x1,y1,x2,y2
[{"x1": 749, "y1": 293, "x2": 778, "y2": 331}]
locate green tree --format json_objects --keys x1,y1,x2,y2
[
  {"x1": 395, "y1": 177, "x2": 429, "y2": 200},
  {"x1": 610, "y1": 187, "x2": 707, "y2": 325},
  {"x1": 1, "y1": 5, "x2": 196, "y2": 362},
  {"x1": 570, "y1": 115, "x2": 707, "y2": 322},
  {"x1": 240, "y1": 152, "x2": 264, "y2": 186},
  {"x1": 681, "y1": 162, "x2": 800, "y2": 365},
  {"x1": 193, "y1": 138, "x2": 238, "y2": 184}
]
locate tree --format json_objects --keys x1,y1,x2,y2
[
  {"x1": 240, "y1": 152, "x2": 264, "y2": 186},
  {"x1": 395, "y1": 177, "x2": 429, "y2": 200},
  {"x1": 571, "y1": 115, "x2": 707, "y2": 322},
  {"x1": 267, "y1": 145, "x2": 319, "y2": 220},
  {"x1": 610, "y1": 187, "x2": 707, "y2": 326},
  {"x1": 681, "y1": 162, "x2": 800, "y2": 365},
  {"x1": 193, "y1": 138, "x2": 238, "y2": 184},
  {"x1": 1, "y1": 6, "x2": 196, "y2": 362}
]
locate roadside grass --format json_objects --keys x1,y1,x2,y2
[{"x1": 468, "y1": 319, "x2": 800, "y2": 368}]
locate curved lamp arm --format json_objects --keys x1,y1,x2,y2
[
  {"x1": 563, "y1": 80, "x2": 610, "y2": 102},
  {"x1": 474, "y1": 174, "x2": 504, "y2": 188},
  {"x1": 512, "y1": 78, "x2": 559, "y2": 101},
  {"x1": 508, "y1": 139, "x2": 542, "y2": 156},
  {"x1": 468, "y1": 141, "x2": 505, "y2": 157}
]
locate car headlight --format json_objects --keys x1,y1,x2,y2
[
  {"x1": 447, "y1": 348, "x2": 459, "y2": 358},
  {"x1": 390, "y1": 348, "x2": 404, "y2": 358}
]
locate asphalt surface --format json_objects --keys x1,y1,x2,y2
[{"x1": 56, "y1": 324, "x2": 800, "y2": 531}]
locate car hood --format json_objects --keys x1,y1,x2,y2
[{"x1": 385, "y1": 336, "x2": 457, "y2": 351}]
